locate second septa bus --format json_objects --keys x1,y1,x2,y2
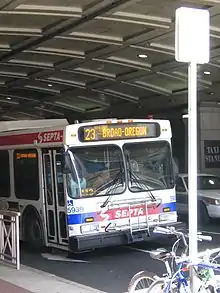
[{"x1": 0, "y1": 118, "x2": 181, "y2": 252}]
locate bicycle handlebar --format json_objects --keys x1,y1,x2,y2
[
  {"x1": 197, "y1": 235, "x2": 212, "y2": 242},
  {"x1": 153, "y1": 226, "x2": 212, "y2": 242},
  {"x1": 152, "y1": 226, "x2": 217, "y2": 271},
  {"x1": 176, "y1": 247, "x2": 220, "y2": 265}
]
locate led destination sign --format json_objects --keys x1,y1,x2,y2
[{"x1": 79, "y1": 122, "x2": 159, "y2": 142}]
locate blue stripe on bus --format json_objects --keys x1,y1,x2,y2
[
  {"x1": 67, "y1": 212, "x2": 96, "y2": 225},
  {"x1": 67, "y1": 202, "x2": 176, "y2": 225},
  {"x1": 162, "y1": 202, "x2": 176, "y2": 212}
]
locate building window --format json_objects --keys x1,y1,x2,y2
[
  {"x1": 0, "y1": 150, "x2": 10, "y2": 197},
  {"x1": 14, "y1": 149, "x2": 39, "y2": 200}
]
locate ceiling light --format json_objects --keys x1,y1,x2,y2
[
  {"x1": 138, "y1": 54, "x2": 148, "y2": 59},
  {"x1": 204, "y1": 71, "x2": 211, "y2": 75},
  {"x1": 48, "y1": 84, "x2": 53, "y2": 87}
]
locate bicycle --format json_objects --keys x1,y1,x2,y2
[
  {"x1": 174, "y1": 247, "x2": 220, "y2": 293},
  {"x1": 128, "y1": 226, "x2": 213, "y2": 293}
]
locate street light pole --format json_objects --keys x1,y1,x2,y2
[
  {"x1": 188, "y1": 61, "x2": 198, "y2": 292},
  {"x1": 175, "y1": 7, "x2": 210, "y2": 292}
]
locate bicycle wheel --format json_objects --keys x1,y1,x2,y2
[
  {"x1": 147, "y1": 279, "x2": 166, "y2": 293},
  {"x1": 147, "y1": 278, "x2": 188, "y2": 293},
  {"x1": 128, "y1": 271, "x2": 156, "y2": 293}
]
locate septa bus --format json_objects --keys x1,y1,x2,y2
[{"x1": 0, "y1": 118, "x2": 180, "y2": 252}]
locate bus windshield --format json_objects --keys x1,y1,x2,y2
[
  {"x1": 67, "y1": 141, "x2": 174, "y2": 198},
  {"x1": 123, "y1": 141, "x2": 174, "y2": 192},
  {"x1": 67, "y1": 145, "x2": 126, "y2": 198}
]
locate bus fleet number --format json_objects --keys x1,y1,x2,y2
[{"x1": 67, "y1": 206, "x2": 84, "y2": 214}]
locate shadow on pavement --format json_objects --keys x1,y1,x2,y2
[{"x1": 20, "y1": 220, "x2": 220, "y2": 293}]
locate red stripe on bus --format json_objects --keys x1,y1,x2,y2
[{"x1": 0, "y1": 130, "x2": 64, "y2": 146}]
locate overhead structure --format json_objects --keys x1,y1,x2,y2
[
  {"x1": 0, "y1": 119, "x2": 69, "y2": 132},
  {"x1": 0, "y1": 0, "x2": 218, "y2": 120}
]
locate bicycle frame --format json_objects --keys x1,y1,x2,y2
[
  {"x1": 160, "y1": 262, "x2": 189, "y2": 293},
  {"x1": 149, "y1": 227, "x2": 219, "y2": 293},
  {"x1": 175, "y1": 258, "x2": 220, "y2": 293},
  {"x1": 152, "y1": 254, "x2": 220, "y2": 293}
]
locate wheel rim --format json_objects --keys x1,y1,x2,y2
[{"x1": 131, "y1": 277, "x2": 154, "y2": 292}]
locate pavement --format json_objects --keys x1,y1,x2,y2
[
  {"x1": 0, "y1": 263, "x2": 106, "y2": 293},
  {"x1": 0, "y1": 279, "x2": 32, "y2": 293},
  {"x1": 1, "y1": 219, "x2": 220, "y2": 293}
]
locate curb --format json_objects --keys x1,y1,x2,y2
[{"x1": 0, "y1": 263, "x2": 106, "y2": 293}]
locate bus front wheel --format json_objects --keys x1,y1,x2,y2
[{"x1": 24, "y1": 212, "x2": 44, "y2": 251}]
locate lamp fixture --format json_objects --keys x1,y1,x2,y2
[{"x1": 138, "y1": 54, "x2": 148, "y2": 59}]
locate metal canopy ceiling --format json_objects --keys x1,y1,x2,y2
[{"x1": 0, "y1": 0, "x2": 219, "y2": 120}]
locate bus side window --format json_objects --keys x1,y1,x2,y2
[
  {"x1": 13, "y1": 149, "x2": 39, "y2": 200},
  {"x1": 0, "y1": 150, "x2": 10, "y2": 198}
]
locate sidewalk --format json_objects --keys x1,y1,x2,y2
[
  {"x1": 0, "y1": 279, "x2": 32, "y2": 293},
  {"x1": 0, "y1": 263, "x2": 106, "y2": 293}
]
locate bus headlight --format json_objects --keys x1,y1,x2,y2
[{"x1": 80, "y1": 224, "x2": 99, "y2": 234}]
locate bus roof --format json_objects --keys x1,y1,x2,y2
[
  {"x1": 0, "y1": 119, "x2": 69, "y2": 133},
  {"x1": 0, "y1": 118, "x2": 171, "y2": 149}
]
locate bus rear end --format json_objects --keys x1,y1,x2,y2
[{"x1": 64, "y1": 119, "x2": 180, "y2": 252}]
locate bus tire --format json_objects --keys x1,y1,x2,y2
[{"x1": 23, "y1": 209, "x2": 44, "y2": 252}]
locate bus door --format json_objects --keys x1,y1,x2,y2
[{"x1": 42, "y1": 149, "x2": 68, "y2": 246}]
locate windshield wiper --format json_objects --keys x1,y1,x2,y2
[
  {"x1": 129, "y1": 170, "x2": 160, "y2": 204},
  {"x1": 100, "y1": 170, "x2": 124, "y2": 208},
  {"x1": 125, "y1": 153, "x2": 161, "y2": 207}
]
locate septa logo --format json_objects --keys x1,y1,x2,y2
[
  {"x1": 114, "y1": 206, "x2": 145, "y2": 219},
  {"x1": 99, "y1": 209, "x2": 110, "y2": 221},
  {"x1": 37, "y1": 130, "x2": 63, "y2": 143},
  {"x1": 97, "y1": 204, "x2": 160, "y2": 221}
]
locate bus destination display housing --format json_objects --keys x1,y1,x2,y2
[{"x1": 78, "y1": 122, "x2": 160, "y2": 142}]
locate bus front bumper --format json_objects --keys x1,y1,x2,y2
[{"x1": 69, "y1": 221, "x2": 185, "y2": 252}]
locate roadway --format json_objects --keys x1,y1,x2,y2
[{"x1": 20, "y1": 220, "x2": 220, "y2": 293}]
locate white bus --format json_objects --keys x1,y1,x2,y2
[{"x1": 0, "y1": 118, "x2": 180, "y2": 252}]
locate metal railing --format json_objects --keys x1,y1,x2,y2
[{"x1": 0, "y1": 209, "x2": 20, "y2": 270}]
